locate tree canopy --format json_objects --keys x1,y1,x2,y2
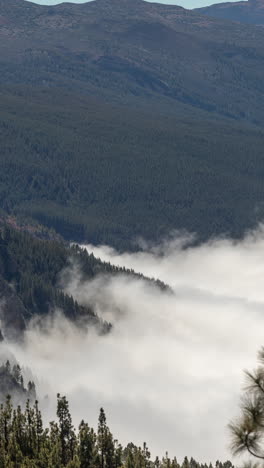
[{"x1": 0, "y1": 394, "x2": 233, "y2": 468}]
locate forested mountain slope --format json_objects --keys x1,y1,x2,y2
[
  {"x1": 196, "y1": 0, "x2": 264, "y2": 26},
  {"x1": 0, "y1": 226, "x2": 108, "y2": 338},
  {"x1": 2, "y1": 0, "x2": 264, "y2": 122},
  {"x1": 0, "y1": 361, "x2": 36, "y2": 404},
  {"x1": 2, "y1": 0, "x2": 264, "y2": 246},
  {"x1": 0, "y1": 226, "x2": 165, "y2": 339},
  {"x1": 2, "y1": 86, "x2": 264, "y2": 248}
]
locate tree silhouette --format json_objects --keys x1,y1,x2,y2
[{"x1": 229, "y1": 347, "x2": 264, "y2": 463}]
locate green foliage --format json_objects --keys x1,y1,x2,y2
[
  {"x1": 0, "y1": 225, "x2": 105, "y2": 333},
  {"x1": 78, "y1": 420, "x2": 97, "y2": 468},
  {"x1": 229, "y1": 347, "x2": 264, "y2": 463},
  {"x1": 0, "y1": 225, "x2": 167, "y2": 337},
  {"x1": 1, "y1": 0, "x2": 264, "y2": 247},
  {"x1": 1, "y1": 86, "x2": 264, "y2": 249},
  {"x1": 2, "y1": 0, "x2": 264, "y2": 247},
  {"x1": 0, "y1": 395, "x2": 233, "y2": 468}
]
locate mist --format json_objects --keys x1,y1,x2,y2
[{"x1": 3, "y1": 227, "x2": 264, "y2": 462}]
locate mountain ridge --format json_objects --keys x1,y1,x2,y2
[
  {"x1": 196, "y1": 0, "x2": 264, "y2": 26},
  {"x1": 2, "y1": 0, "x2": 264, "y2": 122}
]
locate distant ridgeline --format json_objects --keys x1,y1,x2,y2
[
  {"x1": 0, "y1": 360, "x2": 36, "y2": 405},
  {"x1": 196, "y1": 0, "x2": 264, "y2": 26},
  {"x1": 0, "y1": 225, "x2": 168, "y2": 339},
  {"x1": 0, "y1": 393, "x2": 234, "y2": 468}
]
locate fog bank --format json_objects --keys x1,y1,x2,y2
[{"x1": 3, "y1": 228, "x2": 264, "y2": 462}]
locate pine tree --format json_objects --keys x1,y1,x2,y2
[
  {"x1": 78, "y1": 420, "x2": 97, "y2": 468},
  {"x1": 48, "y1": 420, "x2": 62, "y2": 468},
  {"x1": 229, "y1": 346, "x2": 264, "y2": 464},
  {"x1": 125, "y1": 449, "x2": 134, "y2": 468},
  {"x1": 97, "y1": 408, "x2": 117, "y2": 468},
  {"x1": 0, "y1": 396, "x2": 13, "y2": 452},
  {"x1": 12, "y1": 365, "x2": 22, "y2": 384},
  {"x1": 142, "y1": 442, "x2": 151, "y2": 468},
  {"x1": 113, "y1": 440, "x2": 122, "y2": 468},
  {"x1": 97, "y1": 408, "x2": 107, "y2": 468},
  {"x1": 57, "y1": 394, "x2": 76, "y2": 466},
  {"x1": 0, "y1": 391, "x2": 235, "y2": 468}
]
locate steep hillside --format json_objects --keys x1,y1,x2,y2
[
  {"x1": 0, "y1": 225, "x2": 166, "y2": 338},
  {"x1": 2, "y1": 86, "x2": 264, "y2": 247},
  {"x1": 0, "y1": 226, "x2": 108, "y2": 338},
  {"x1": 2, "y1": 0, "x2": 264, "y2": 245},
  {"x1": 2, "y1": 0, "x2": 264, "y2": 122}
]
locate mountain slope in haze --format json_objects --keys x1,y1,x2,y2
[
  {"x1": 2, "y1": 0, "x2": 264, "y2": 123},
  {"x1": 2, "y1": 0, "x2": 264, "y2": 246},
  {"x1": 0, "y1": 225, "x2": 167, "y2": 338},
  {"x1": 196, "y1": 0, "x2": 264, "y2": 26},
  {"x1": 0, "y1": 225, "x2": 108, "y2": 339},
  {"x1": 0, "y1": 361, "x2": 36, "y2": 404}
]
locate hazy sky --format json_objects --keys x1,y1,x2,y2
[{"x1": 28, "y1": 0, "x2": 245, "y2": 10}]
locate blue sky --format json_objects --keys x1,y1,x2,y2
[{"x1": 28, "y1": 0, "x2": 245, "y2": 10}]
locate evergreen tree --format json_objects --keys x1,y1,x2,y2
[
  {"x1": 229, "y1": 346, "x2": 264, "y2": 464},
  {"x1": 78, "y1": 420, "x2": 97, "y2": 468},
  {"x1": 12, "y1": 365, "x2": 22, "y2": 385},
  {"x1": 97, "y1": 408, "x2": 117, "y2": 468},
  {"x1": 125, "y1": 449, "x2": 134, "y2": 468},
  {"x1": 0, "y1": 392, "x2": 234, "y2": 468},
  {"x1": 57, "y1": 394, "x2": 76, "y2": 466},
  {"x1": 97, "y1": 408, "x2": 108, "y2": 468}
]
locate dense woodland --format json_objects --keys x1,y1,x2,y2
[
  {"x1": 0, "y1": 393, "x2": 233, "y2": 468},
  {"x1": 1, "y1": 0, "x2": 264, "y2": 247},
  {"x1": 0, "y1": 361, "x2": 36, "y2": 406},
  {"x1": 0, "y1": 225, "x2": 108, "y2": 337},
  {"x1": 2, "y1": 87, "x2": 264, "y2": 249},
  {"x1": 0, "y1": 225, "x2": 167, "y2": 338},
  {"x1": 0, "y1": 2, "x2": 262, "y2": 466}
]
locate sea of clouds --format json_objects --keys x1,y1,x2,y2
[{"x1": 2, "y1": 227, "x2": 264, "y2": 462}]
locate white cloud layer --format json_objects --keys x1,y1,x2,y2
[{"x1": 3, "y1": 227, "x2": 264, "y2": 462}]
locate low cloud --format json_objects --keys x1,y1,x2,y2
[{"x1": 3, "y1": 227, "x2": 264, "y2": 462}]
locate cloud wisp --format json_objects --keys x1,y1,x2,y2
[{"x1": 3, "y1": 227, "x2": 264, "y2": 462}]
